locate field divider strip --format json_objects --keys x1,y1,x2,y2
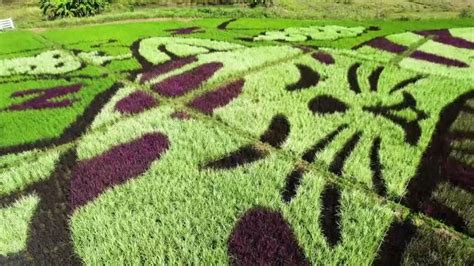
[{"x1": 390, "y1": 35, "x2": 432, "y2": 65}]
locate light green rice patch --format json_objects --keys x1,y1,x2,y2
[
  {"x1": 0, "y1": 50, "x2": 81, "y2": 77},
  {"x1": 0, "y1": 195, "x2": 39, "y2": 255},
  {"x1": 105, "y1": 57, "x2": 141, "y2": 73},
  {"x1": 283, "y1": 169, "x2": 395, "y2": 265},
  {"x1": 0, "y1": 149, "x2": 61, "y2": 196},
  {"x1": 78, "y1": 51, "x2": 131, "y2": 66},
  {"x1": 386, "y1": 32, "x2": 425, "y2": 46},
  {"x1": 254, "y1": 25, "x2": 366, "y2": 42},
  {"x1": 450, "y1": 151, "x2": 474, "y2": 167},
  {"x1": 418, "y1": 39, "x2": 474, "y2": 64},
  {"x1": 400, "y1": 40, "x2": 474, "y2": 80},
  {"x1": 166, "y1": 43, "x2": 209, "y2": 57},
  {"x1": 467, "y1": 99, "x2": 474, "y2": 108},
  {"x1": 333, "y1": 46, "x2": 394, "y2": 63},
  {"x1": 138, "y1": 37, "x2": 244, "y2": 65},
  {"x1": 449, "y1": 27, "x2": 474, "y2": 43}
]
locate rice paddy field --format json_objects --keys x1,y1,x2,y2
[{"x1": 0, "y1": 18, "x2": 473, "y2": 265}]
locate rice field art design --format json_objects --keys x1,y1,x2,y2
[
  {"x1": 0, "y1": 21, "x2": 473, "y2": 265},
  {"x1": 251, "y1": 25, "x2": 371, "y2": 42}
]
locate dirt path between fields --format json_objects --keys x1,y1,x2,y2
[{"x1": 29, "y1": 17, "x2": 194, "y2": 32}]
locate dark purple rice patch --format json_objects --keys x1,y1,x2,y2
[
  {"x1": 286, "y1": 64, "x2": 320, "y2": 91},
  {"x1": 281, "y1": 167, "x2": 306, "y2": 203},
  {"x1": 114, "y1": 91, "x2": 157, "y2": 115},
  {"x1": 364, "y1": 37, "x2": 407, "y2": 54},
  {"x1": 187, "y1": 79, "x2": 245, "y2": 114},
  {"x1": 166, "y1": 27, "x2": 203, "y2": 35},
  {"x1": 70, "y1": 132, "x2": 170, "y2": 210},
  {"x1": 368, "y1": 66, "x2": 385, "y2": 92},
  {"x1": 389, "y1": 75, "x2": 425, "y2": 94},
  {"x1": 205, "y1": 145, "x2": 267, "y2": 170},
  {"x1": 348, "y1": 62, "x2": 362, "y2": 94},
  {"x1": 444, "y1": 158, "x2": 473, "y2": 190},
  {"x1": 328, "y1": 131, "x2": 362, "y2": 176},
  {"x1": 416, "y1": 29, "x2": 474, "y2": 50},
  {"x1": 311, "y1": 51, "x2": 335, "y2": 65},
  {"x1": 228, "y1": 207, "x2": 309, "y2": 266},
  {"x1": 140, "y1": 56, "x2": 198, "y2": 84},
  {"x1": 410, "y1": 50, "x2": 469, "y2": 68},
  {"x1": 171, "y1": 111, "x2": 192, "y2": 120},
  {"x1": 370, "y1": 137, "x2": 387, "y2": 196},
  {"x1": 358, "y1": 33, "x2": 468, "y2": 68},
  {"x1": 420, "y1": 200, "x2": 467, "y2": 233},
  {"x1": 153, "y1": 62, "x2": 223, "y2": 97},
  {"x1": 372, "y1": 219, "x2": 416, "y2": 266},
  {"x1": 259, "y1": 114, "x2": 291, "y2": 148},
  {"x1": 320, "y1": 185, "x2": 342, "y2": 247},
  {"x1": 308, "y1": 95, "x2": 348, "y2": 115},
  {"x1": 7, "y1": 84, "x2": 82, "y2": 111},
  {"x1": 302, "y1": 124, "x2": 348, "y2": 163}
]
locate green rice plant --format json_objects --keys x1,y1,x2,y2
[{"x1": 0, "y1": 76, "x2": 115, "y2": 148}]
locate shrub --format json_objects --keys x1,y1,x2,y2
[
  {"x1": 248, "y1": 0, "x2": 272, "y2": 8},
  {"x1": 39, "y1": 0, "x2": 108, "y2": 20},
  {"x1": 459, "y1": 8, "x2": 473, "y2": 18}
]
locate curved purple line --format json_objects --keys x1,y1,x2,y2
[
  {"x1": 364, "y1": 37, "x2": 469, "y2": 68},
  {"x1": 140, "y1": 56, "x2": 198, "y2": 84},
  {"x1": 115, "y1": 91, "x2": 158, "y2": 115},
  {"x1": 416, "y1": 29, "x2": 474, "y2": 50},
  {"x1": 187, "y1": 79, "x2": 244, "y2": 114},
  {"x1": 70, "y1": 132, "x2": 170, "y2": 210},
  {"x1": 153, "y1": 62, "x2": 223, "y2": 97}
]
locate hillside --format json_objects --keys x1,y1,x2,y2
[
  {"x1": 275, "y1": 0, "x2": 474, "y2": 19},
  {"x1": 0, "y1": 0, "x2": 473, "y2": 28}
]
